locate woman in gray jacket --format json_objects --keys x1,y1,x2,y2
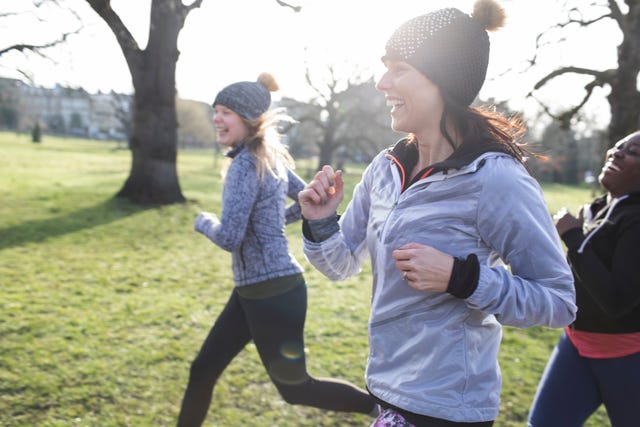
[
  {"x1": 176, "y1": 73, "x2": 377, "y2": 426},
  {"x1": 298, "y1": 1, "x2": 577, "y2": 426}
]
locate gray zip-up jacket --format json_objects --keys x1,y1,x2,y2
[
  {"x1": 303, "y1": 144, "x2": 576, "y2": 422},
  {"x1": 196, "y1": 145, "x2": 305, "y2": 286}
]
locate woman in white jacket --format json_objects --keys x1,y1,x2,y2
[{"x1": 298, "y1": 1, "x2": 577, "y2": 426}]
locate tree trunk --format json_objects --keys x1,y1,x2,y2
[
  {"x1": 607, "y1": 0, "x2": 640, "y2": 146},
  {"x1": 116, "y1": 88, "x2": 184, "y2": 204},
  {"x1": 317, "y1": 129, "x2": 338, "y2": 170},
  {"x1": 116, "y1": 0, "x2": 186, "y2": 204},
  {"x1": 316, "y1": 108, "x2": 339, "y2": 170},
  {"x1": 87, "y1": 0, "x2": 196, "y2": 205}
]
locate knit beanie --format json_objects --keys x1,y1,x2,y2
[
  {"x1": 213, "y1": 73, "x2": 279, "y2": 120},
  {"x1": 383, "y1": 0, "x2": 505, "y2": 106}
]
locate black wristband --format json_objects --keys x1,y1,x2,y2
[
  {"x1": 446, "y1": 253, "x2": 480, "y2": 299},
  {"x1": 302, "y1": 214, "x2": 340, "y2": 242}
]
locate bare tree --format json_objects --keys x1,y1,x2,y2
[
  {"x1": 4, "y1": 0, "x2": 304, "y2": 204},
  {"x1": 333, "y1": 79, "x2": 402, "y2": 164},
  {"x1": 84, "y1": 0, "x2": 300, "y2": 204},
  {"x1": 85, "y1": 0, "x2": 202, "y2": 204},
  {"x1": 527, "y1": 0, "x2": 640, "y2": 147},
  {"x1": 281, "y1": 63, "x2": 396, "y2": 171}
]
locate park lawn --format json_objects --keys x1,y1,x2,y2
[{"x1": 0, "y1": 132, "x2": 608, "y2": 427}]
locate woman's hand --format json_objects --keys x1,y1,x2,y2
[
  {"x1": 553, "y1": 207, "x2": 583, "y2": 237},
  {"x1": 298, "y1": 165, "x2": 344, "y2": 220},
  {"x1": 392, "y1": 242, "x2": 454, "y2": 292}
]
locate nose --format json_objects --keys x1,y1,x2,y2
[
  {"x1": 612, "y1": 146, "x2": 625, "y2": 158},
  {"x1": 376, "y1": 70, "x2": 391, "y2": 92}
]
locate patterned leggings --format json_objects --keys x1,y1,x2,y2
[{"x1": 371, "y1": 406, "x2": 494, "y2": 427}]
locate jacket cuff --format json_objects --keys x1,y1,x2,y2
[
  {"x1": 302, "y1": 214, "x2": 340, "y2": 242},
  {"x1": 560, "y1": 227, "x2": 584, "y2": 252},
  {"x1": 446, "y1": 253, "x2": 480, "y2": 299}
]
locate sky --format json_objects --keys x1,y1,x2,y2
[{"x1": 0, "y1": 0, "x2": 623, "y2": 130}]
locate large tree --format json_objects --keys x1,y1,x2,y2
[
  {"x1": 86, "y1": 0, "x2": 201, "y2": 204},
  {"x1": 3, "y1": 0, "x2": 299, "y2": 205},
  {"x1": 528, "y1": 0, "x2": 640, "y2": 147},
  {"x1": 85, "y1": 0, "x2": 299, "y2": 205}
]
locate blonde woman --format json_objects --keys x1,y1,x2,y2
[{"x1": 176, "y1": 73, "x2": 377, "y2": 426}]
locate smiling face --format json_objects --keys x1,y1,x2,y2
[
  {"x1": 599, "y1": 132, "x2": 640, "y2": 197},
  {"x1": 213, "y1": 104, "x2": 249, "y2": 148},
  {"x1": 375, "y1": 59, "x2": 444, "y2": 136}
]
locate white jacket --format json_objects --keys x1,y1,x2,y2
[{"x1": 303, "y1": 147, "x2": 576, "y2": 422}]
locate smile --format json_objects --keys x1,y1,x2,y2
[
  {"x1": 386, "y1": 98, "x2": 404, "y2": 113},
  {"x1": 604, "y1": 160, "x2": 621, "y2": 172}
]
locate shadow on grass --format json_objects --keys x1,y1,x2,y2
[{"x1": 0, "y1": 197, "x2": 150, "y2": 251}]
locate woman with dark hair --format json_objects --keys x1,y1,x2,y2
[
  {"x1": 528, "y1": 131, "x2": 640, "y2": 427},
  {"x1": 298, "y1": 1, "x2": 577, "y2": 426}
]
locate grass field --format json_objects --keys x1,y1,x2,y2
[{"x1": 0, "y1": 132, "x2": 608, "y2": 426}]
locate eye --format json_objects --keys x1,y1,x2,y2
[
  {"x1": 386, "y1": 61, "x2": 411, "y2": 75},
  {"x1": 620, "y1": 142, "x2": 640, "y2": 156}
]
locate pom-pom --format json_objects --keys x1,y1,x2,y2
[
  {"x1": 472, "y1": 0, "x2": 506, "y2": 32},
  {"x1": 257, "y1": 72, "x2": 279, "y2": 92}
]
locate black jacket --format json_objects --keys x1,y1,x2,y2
[{"x1": 561, "y1": 192, "x2": 640, "y2": 333}]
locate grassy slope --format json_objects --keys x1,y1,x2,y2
[{"x1": 0, "y1": 132, "x2": 607, "y2": 426}]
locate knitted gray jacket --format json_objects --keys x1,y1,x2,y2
[{"x1": 195, "y1": 144, "x2": 305, "y2": 286}]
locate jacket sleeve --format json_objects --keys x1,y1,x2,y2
[
  {"x1": 284, "y1": 168, "x2": 306, "y2": 225},
  {"x1": 563, "y1": 216, "x2": 640, "y2": 317},
  {"x1": 469, "y1": 158, "x2": 577, "y2": 328},
  {"x1": 302, "y1": 162, "x2": 374, "y2": 281},
  {"x1": 204, "y1": 155, "x2": 258, "y2": 252}
]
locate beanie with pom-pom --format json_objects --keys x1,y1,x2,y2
[
  {"x1": 383, "y1": 0, "x2": 505, "y2": 106},
  {"x1": 213, "y1": 72, "x2": 279, "y2": 120}
]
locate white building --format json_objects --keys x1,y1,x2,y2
[{"x1": 0, "y1": 77, "x2": 131, "y2": 140}]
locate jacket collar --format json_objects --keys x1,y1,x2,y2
[
  {"x1": 386, "y1": 136, "x2": 514, "y2": 190},
  {"x1": 226, "y1": 143, "x2": 246, "y2": 159}
]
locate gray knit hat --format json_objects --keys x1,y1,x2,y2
[
  {"x1": 213, "y1": 73, "x2": 279, "y2": 120},
  {"x1": 383, "y1": 0, "x2": 505, "y2": 106}
]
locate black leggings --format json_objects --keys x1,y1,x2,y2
[{"x1": 176, "y1": 283, "x2": 374, "y2": 426}]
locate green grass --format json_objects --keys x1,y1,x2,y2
[{"x1": 0, "y1": 132, "x2": 608, "y2": 426}]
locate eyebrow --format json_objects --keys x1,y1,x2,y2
[{"x1": 624, "y1": 140, "x2": 640, "y2": 148}]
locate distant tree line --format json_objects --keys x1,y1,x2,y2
[{"x1": 0, "y1": 73, "x2": 607, "y2": 188}]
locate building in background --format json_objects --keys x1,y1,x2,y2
[{"x1": 0, "y1": 77, "x2": 132, "y2": 141}]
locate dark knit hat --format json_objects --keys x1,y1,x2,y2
[
  {"x1": 213, "y1": 73, "x2": 279, "y2": 120},
  {"x1": 383, "y1": 0, "x2": 505, "y2": 106}
]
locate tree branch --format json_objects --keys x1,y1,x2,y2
[
  {"x1": 85, "y1": 0, "x2": 141, "y2": 68},
  {"x1": 505, "y1": 2, "x2": 615, "y2": 78},
  {"x1": 296, "y1": 115, "x2": 324, "y2": 129},
  {"x1": 184, "y1": 0, "x2": 205, "y2": 13},
  {"x1": 531, "y1": 66, "x2": 614, "y2": 91},
  {"x1": 529, "y1": 73, "x2": 611, "y2": 129},
  {"x1": 562, "y1": 6, "x2": 612, "y2": 28},
  {"x1": 275, "y1": 0, "x2": 301, "y2": 13},
  {"x1": 0, "y1": 28, "x2": 81, "y2": 57},
  {"x1": 304, "y1": 66, "x2": 330, "y2": 104},
  {"x1": 607, "y1": 0, "x2": 624, "y2": 26}
]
